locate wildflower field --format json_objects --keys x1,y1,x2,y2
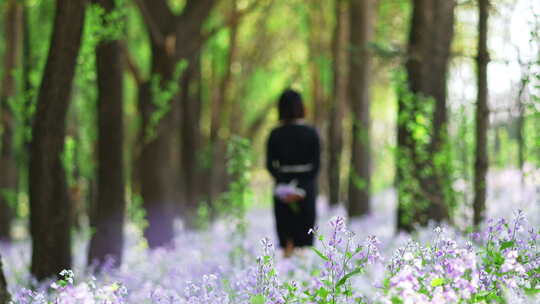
[{"x1": 2, "y1": 170, "x2": 539, "y2": 304}]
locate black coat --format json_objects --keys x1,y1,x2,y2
[{"x1": 266, "y1": 123, "x2": 320, "y2": 248}]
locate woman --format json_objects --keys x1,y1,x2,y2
[{"x1": 266, "y1": 89, "x2": 321, "y2": 257}]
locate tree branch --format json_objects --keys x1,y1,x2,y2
[
  {"x1": 121, "y1": 41, "x2": 144, "y2": 85},
  {"x1": 202, "y1": 0, "x2": 270, "y2": 43},
  {"x1": 132, "y1": 0, "x2": 166, "y2": 46},
  {"x1": 247, "y1": 101, "x2": 274, "y2": 140}
]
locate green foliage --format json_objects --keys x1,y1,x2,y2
[
  {"x1": 303, "y1": 227, "x2": 373, "y2": 304},
  {"x1": 490, "y1": 127, "x2": 519, "y2": 168},
  {"x1": 145, "y1": 60, "x2": 188, "y2": 142},
  {"x1": 78, "y1": 1, "x2": 127, "y2": 86},
  {"x1": 128, "y1": 193, "x2": 148, "y2": 231},
  {"x1": 527, "y1": 42, "x2": 540, "y2": 167},
  {"x1": 223, "y1": 136, "x2": 253, "y2": 213},
  {"x1": 394, "y1": 70, "x2": 457, "y2": 227},
  {"x1": 350, "y1": 171, "x2": 367, "y2": 192},
  {"x1": 60, "y1": 136, "x2": 77, "y2": 187},
  {"x1": 61, "y1": 1, "x2": 128, "y2": 188},
  {"x1": 0, "y1": 189, "x2": 17, "y2": 210},
  {"x1": 250, "y1": 294, "x2": 265, "y2": 304},
  {"x1": 217, "y1": 136, "x2": 253, "y2": 265},
  {"x1": 376, "y1": 0, "x2": 410, "y2": 48},
  {"x1": 92, "y1": 0, "x2": 127, "y2": 42},
  {"x1": 194, "y1": 202, "x2": 211, "y2": 230}
]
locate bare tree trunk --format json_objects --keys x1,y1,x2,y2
[
  {"x1": 515, "y1": 65, "x2": 528, "y2": 174},
  {"x1": 22, "y1": 1, "x2": 33, "y2": 159},
  {"x1": 396, "y1": 0, "x2": 456, "y2": 231},
  {"x1": 180, "y1": 54, "x2": 203, "y2": 226},
  {"x1": 311, "y1": 65, "x2": 325, "y2": 129},
  {"x1": 88, "y1": 0, "x2": 126, "y2": 268},
  {"x1": 516, "y1": 95, "x2": 525, "y2": 172},
  {"x1": 0, "y1": 0, "x2": 23, "y2": 241},
  {"x1": 133, "y1": 80, "x2": 151, "y2": 194},
  {"x1": 425, "y1": 0, "x2": 455, "y2": 222},
  {"x1": 0, "y1": 254, "x2": 8, "y2": 304},
  {"x1": 227, "y1": 2, "x2": 243, "y2": 137},
  {"x1": 473, "y1": 0, "x2": 489, "y2": 227},
  {"x1": 327, "y1": 0, "x2": 349, "y2": 207},
  {"x1": 348, "y1": 0, "x2": 376, "y2": 217},
  {"x1": 307, "y1": 1, "x2": 328, "y2": 130},
  {"x1": 29, "y1": 0, "x2": 86, "y2": 280},
  {"x1": 208, "y1": 4, "x2": 240, "y2": 205}
]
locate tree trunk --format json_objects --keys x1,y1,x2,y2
[
  {"x1": 0, "y1": 0, "x2": 23, "y2": 241},
  {"x1": 29, "y1": 0, "x2": 86, "y2": 281},
  {"x1": 348, "y1": 0, "x2": 375, "y2": 217},
  {"x1": 311, "y1": 65, "x2": 325, "y2": 129},
  {"x1": 22, "y1": 1, "x2": 33, "y2": 158},
  {"x1": 425, "y1": 0, "x2": 455, "y2": 222},
  {"x1": 88, "y1": 0, "x2": 126, "y2": 267},
  {"x1": 516, "y1": 97, "x2": 525, "y2": 173},
  {"x1": 515, "y1": 73, "x2": 528, "y2": 174},
  {"x1": 473, "y1": 0, "x2": 489, "y2": 227},
  {"x1": 307, "y1": 1, "x2": 330, "y2": 198},
  {"x1": 327, "y1": 0, "x2": 349, "y2": 207},
  {"x1": 0, "y1": 254, "x2": 8, "y2": 304},
  {"x1": 396, "y1": 0, "x2": 456, "y2": 231},
  {"x1": 227, "y1": 2, "x2": 243, "y2": 137},
  {"x1": 208, "y1": 4, "x2": 240, "y2": 205},
  {"x1": 136, "y1": 0, "x2": 217, "y2": 246},
  {"x1": 180, "y1": 54, "x2": 203, "y2": 226},
  {"x1": 308, "y1": 1, "x2": 328, "y2": 130},
  {"x1": 140, "y1": 42, "x2": 177, "y2": 248}
]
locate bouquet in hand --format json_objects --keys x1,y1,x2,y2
[{"x1": 275, "y1": 180, "x2": 305, "y2": 213}]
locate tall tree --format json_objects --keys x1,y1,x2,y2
[
  {"x1": 0, "y1": 0, "x2": 23, "y2": 241},
  {"x1": 134, "y1": 0, "x2": 217, "y2": 247},
  {"x1": 29, "y1": 0, "x2": 86, "y2": 280},
  {"x1": 180, "y1": 53, "x2": 203, "y2": 225},
  {"x1": 0, "y1": 254, "x2": 8, "y2": 304},
  {"x1": 307, "y1": 1, "x2": 330, "y2": 130},
  {"x1": 307, "y1": 1, "x2": 331, "y2": 198},
  {"x1": 88, "y1": 0, "x2": 126, "y2": 267},
  {"x1": 348, "y1": 0, "x2": 376, "y2": 217},
  {"x1": 515, "y1": 74, "x2": 528, "y2": 175},
  {"x1": 327, "y1": 0, "x2": 349, "y2": 207},
  {"x1": 473, "y1": 0, "x2": 490, "y2": 226},
  {"x1": 208, "y1": 1, "x2": 241, "y2": 208},
  {"x1": 396, "y1": 0, "x2": 456, "y2": 231}
]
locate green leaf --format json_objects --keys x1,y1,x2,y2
[
  {"x1": 250, "y1": 294, "x2": 265, "y2": 304},
  {"x1": 524, "y1": 287, "x2": 540, "y2": 296},
  {"x1": 383, "y1": 277, "x2": 391, "y2": 289},
  {"x1": 312, "y1": 247, "x2": 329, "y2": 262},
  {"x1": 316, "y1": 287, "x2": 329, "y2": 299},
  {"x1": 486, "y1": 292, "x2": 504, "y2": 302},
  {"x1": 336, "y1": 267, "x2": 364, "y2": 288},
  {"x1": 500, "y1": 240, "x2": 515, "y2": 251},
  {"x1": 430, "y1": 278, "x2": 445, "y2": 287},
  {"x1": 493, "y1": 252, "x2": 505, "y2": 266}
]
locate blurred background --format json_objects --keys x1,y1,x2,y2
[{"x1": 0, "y1": 0, "x2": 539, "y2": 281}]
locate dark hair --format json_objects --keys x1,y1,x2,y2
[{"x1": 278, "y1": 89, "x2": 305, "y2": 122}]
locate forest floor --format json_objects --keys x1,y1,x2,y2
[{"x1": 2, "y1": 168, "x2": 539, "y2": 302}]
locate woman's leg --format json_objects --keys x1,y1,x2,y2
[
  {"x1": 274, "y1": 197, "x2": 294, "y2": 249},
  {"x1": 284, "y1": 239, "x2": 295, "y2": 258},
  {"x1": 293, "y1": 182, "x2": 317, "y2": 247}
]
